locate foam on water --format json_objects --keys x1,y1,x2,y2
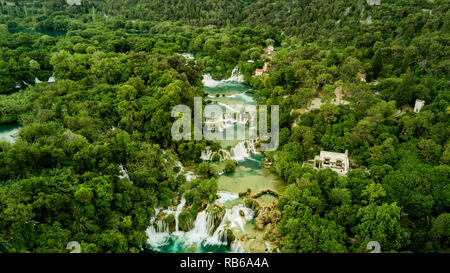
[
  {"x1": 146, "y1": 193, "x2": 253, "y2": 253},
  {"x1": 215, "y1": 191, "x2": 239, "y2": 205},
  {"x1": 202, "y1": 66, "x2": 244, "y2": 88}
]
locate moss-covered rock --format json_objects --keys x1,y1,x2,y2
[
  {"x1": 207, "y1": 203, "x2": 226, "y2": 232},
  {"x1": 166, "y1": 214, "x2": 176, "y2": 233}
]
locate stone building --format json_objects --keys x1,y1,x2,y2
[
  {"x1": 255, "y1": 69, "x2": 264, "y2": 77},
  {"x1": 311, "y1": 150, "x2": 350, "y2": 176},
  {"x1": 357, "y1": 72, "x2": 367, "y2": 82},
  {"x1": 264, "y1": 45, "x2": 276, "y2": 60}
]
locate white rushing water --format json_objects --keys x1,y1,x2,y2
[
  {"x1": 118, "y1": 164, "x2": 132, "y2": 183},
  {"x1": 48, "y1": 75, "x2": 55, "y2": 83},
  {"x1": 146, "y1": 70, "x2": 258, "y2": 253},
  {"x1": 200, "y1": 139, "x2": 258, "y2": 162},
  {"x1": 146, "y1": 191, "x2": 253, "y2": 253},
  {"x1": 216, "y1": 191, "x2": 239, "y2": 205},
  {"x1": 201, "y1": 69, "x2": 259, "y2": 162},
  {"x1": 202, "y1": 66, "x2": 244, "y2": 87},
  {"x1": 176, "y1": 161, "x2": 197, "y2": 182},
  {"x1": 178, "y1": 52, "x2": 195, "y2": 60},
  {"x1": 205, "y1": 204, "x2": 254, "y2": 246},
  {"x1": 0, "y1": 127, "x2": 20, "y2": 143},
  {"x1": 227, "y1": 66, "x2": 244, "y2": 83}
]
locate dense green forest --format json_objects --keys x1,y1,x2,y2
[{"x1": 0, "y1": 0, "x2": 448, "y2": 253}]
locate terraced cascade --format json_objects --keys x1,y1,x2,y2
[{"x1": 145, "y1": 70, "x2": 285, "y2": 253}]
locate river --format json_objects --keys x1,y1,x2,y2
[
  {"x1": 0, "y1": 124, "x2": 20, "y2": 143},
  {"x1": 145, "y1": 67, "x2": 285, "y2": 253}
]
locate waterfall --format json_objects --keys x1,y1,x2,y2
[
  {"x1": 184, "y1": 209, "x2": 215, "y2": 245},
  {"x1": 230, "y1": 139, "x2": 257, "y2": 161},
  {"x1": 202, "y1": 74, "x2": 222, "y2": 88},
  {"x1": 0, "y1": 126, "x2": 20, "y2": 144},
  {"x1": 146, "y1": 191, "x2": 253, "y2": 253},
  {"x1": 48, "y1": 75, "x2": 55, "y2": 83},
  {"x1": 202, "y1": 66, "x2": 244, "y2": 88},
  {"x1": 226, "y1": 66, "x2": 244, "y2": 83},
  {"x1": 201, "y1": 139, "x2": 258, "y2": 163},
  {"x1": 118, "y1": 164, "x2": 132, "y2": 183},
  {"x1": 222, "y1": 204, "x2": 254, "y2": 232},
  {"x1": 179, "y1": 52, "x2": 194, "y2": 60},
  {"x1": 204, "y1": 103, "x2": 252, "y2": 134},
  {"x1": 184, "y1": 171, "x2": 197, "y2": 182},
  {"x1": 216, "y1": 191, "x2": 239, "y2": 205},
  {"x1": 230, "y1": 141, "x2": 250, "y2": 161},
  {"x1": 201, "y1": 148, "x2": 214, "y2": 161},
  {"x1": 176, "y1": 161, "x2": 197, "y2": 182},
  {"x1": 264, "y1": 241, "x2": 272, "y2": 252},
  {"x1": 175, "y1": 198, "x2": 186, "y2": 232},
  {"x1": 146, "y1": 208, "x2": 171, "y2": 250}
]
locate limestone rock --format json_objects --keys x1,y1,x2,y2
[{"x1": 255, "y1": 203, "x2": 281, "y2": 230}]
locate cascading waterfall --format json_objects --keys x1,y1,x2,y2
[
  {"x1": 48, "y1": 75, "x2": 56, "y2": 83},
  {"x1": 230, "y1": 139, "x2": 257, "y2": 161},
  {"x1": 201, "y1": 139, "x2": 258, "y2": 162},
  {"x1": 118, "y1": 164, "x2": 133, "y2": 183},
  {"x1": 174, "y1": 198, "x2": 186, "y2": 232},
  {"x1": 204, "y1": 110, "x2": 250, "y2": 133},
  {"x1": 184, "y1": 209, "x2": 215, "y2": 245},
  {"x1": 146, "y1": 191, "x2": 253, "y2": 253},
  {"x1": 227, "y1": 66, "x2": 244, "y2": 83},
  {"x1": 146, "y1": 71, "x2": 265, "y2": 253},
  {"x1": 176, "y1": 161, "x2": 197, "y2": 182},
  {"x1": 202, "y1": 74, "x2": 222, "y2": 88},
  {"x1": 179, "y1": 52, "x2": 195, "y2": 60},
  {"x1": 147, "y1": 208, "x2": 171, "y2": 250},
  {"x1": 216, "y1": 191, "x2": 239, "y2": 204},
  {"x1": 205, "y1": 204, "x2": 254, "y2": 246},
  {"x1": 202, "y1": 66, "x2": 244, "y2": 88},
  {"x1": 200, "y1": 149, "x2": 214, "y2": 161}
]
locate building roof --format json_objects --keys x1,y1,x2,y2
[
  {"x1": 319, "y1": 151, "x2": 348, "y2": 161},
  {"x1": 255, "y1": 69, "x2": 264, "y2": 72}
]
